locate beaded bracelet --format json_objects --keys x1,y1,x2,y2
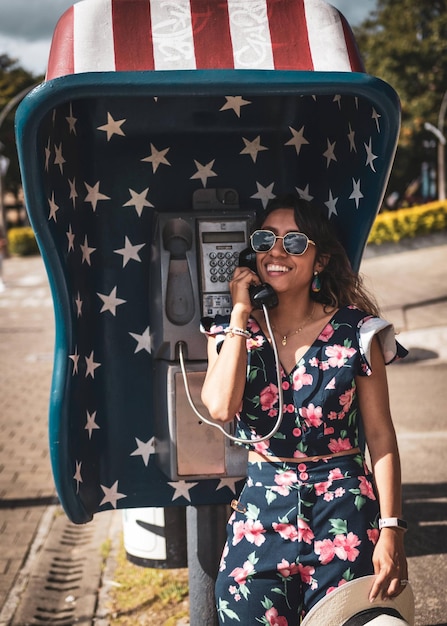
[{"x1": 224, "y1": 326, "x2": 251, "y2": 338}]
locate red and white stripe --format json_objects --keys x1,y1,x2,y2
[{"x1": 46, "y1": 0, "x2": 364, "y2": 80}]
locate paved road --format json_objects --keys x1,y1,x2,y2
[{"x1": 0, "y1": 241, "x2": 446, "y2": 625}]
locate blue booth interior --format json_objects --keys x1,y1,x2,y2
[{"x1": 16, "y1": 70, "x2": 400, "y2": 523}]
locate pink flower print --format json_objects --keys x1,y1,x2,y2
[
  {"x1": 323, "y1": 491, "x2": 335, "y2": 501},
  {"x1": 274, "y1": 470, "x2": 298, "y2": 489},
  {"x1": 358, "y1": 476, "x2": 376, "y2": 500},
  {"x1": 297, "y1": 563, "x2": 316, "y2": 585},
  {"x1": 292, "y1": 427, "x2": 302, "y2": 437},
  {"x1": 315, "y1": 480, "x2": 333, "y2": 496},
  {"x1": 326, "y1": 578, "x2": 349, "y2": 595},
  {"x1": 297, "y1": 518, "x2": 315, "y2": 544},
  {"x1": 232, "y1": 520, "x2": 247, "y2": 545},
  {"x1": 283, "y1": 404, "x2": 295, "y2": 414},
  {"x1": 277, "y1": 558, "x2": 301, "y2": 578},
  {"x1": 219, "y1": 542, "x2": 229, "y2": 571},
  {"x1": 314, "y1": 538, "x2": 336, "y2": 564},
  {"x1": 252, "y1": 438, "x2": 270, "y2": 454},
  {"x1": 328, "y1": 437, "x2": 353, "y2": 453},
  {"x1": 247, "y1": 318, "x2": 261, "y2": 333},
  {"x1": 339, "y1": 386, "x2": 355, "y2": 411},
  {"x1": 309, "y1": 357, "x2": 320, "y2": 367},
  {"x1": 247, "y1": 335, "x2": 264, "y2": 350},
  {"x1": 299, "y1": 403, "x2": 323, "y2": 428},
  {"x1": 229, "y1": 559, "x2": 255, "y2": 585},
  {"x1": 334, "y1": 487, "x2": 345, "y2": 498},
  {"x1": 292, "y1": 365, "x2": 313, "y2": 391},
  {"x1": 299, "y1": 471, "x2": 308, "y2": 481},
  {"x1": 265, "y1": 607, "x2": 289, "y2": 626},
  {"x1": 272, "y1": 522, "x2": 299, "y2": 542},
  {"x1": 229, "y1": 585, "x2": 237, "y2": 594},
  {"x1": 328, "y1": 467, "x2": 345, "y2": 481},
  {"x1": 324, "y1": 424, "x2": 335, "y2": 436},
  {"x1": 328, "y1": 410, "x2": 338, "y2": 420},
  {"x1": 333, "y1": 533, "x2": 361, "y2": 562},
  {"x1": 244, "y1": 519, "x2": 266, "y2": 546},
  {"x1": 318, "y1": 323, "x2": 335, "y2": 342},
  {"x1": 234, "y1": 593, "x2": 241, "y2": 601},
  {"x1": 259, "y1": 383, "x2": 279, "y2": 411},
  {"x1": 325, "y1": 344, "x2": 357, "y2": 368},
  {"x1": 319, "y1": 360, "x2": 330, "y2": 371},
  {"x1": 282, "y1": 380, "x2": 290, "y2": 390},
  {"x1": 367, "y1": 528, "x2": 380, "y2": 545},
  {"x1": 325, "y1": 377, "x2": 336, "y2": 390}
]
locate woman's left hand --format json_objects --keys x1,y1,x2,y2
[{"x1": 369, "y1": 528, "x2": 408, "y2": 601}]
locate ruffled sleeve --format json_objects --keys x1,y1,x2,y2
[{"x1": 358, "y1": 316, "x2": 408, "y2": 376}]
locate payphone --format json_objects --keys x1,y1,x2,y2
[{"x1": 151, "y1": 190, "x2": 254, "y2": 481}]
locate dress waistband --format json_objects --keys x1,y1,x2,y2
[{"x1": 248, "y1": 447, "x2": 361, "y2": 465}]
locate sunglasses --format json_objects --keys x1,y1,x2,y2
[{"x1": 250, "y1": 229, "x2": 316, "y2": 256}]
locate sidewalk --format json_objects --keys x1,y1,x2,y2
[{"x1": 0, "y1": 239, "x2": 446, "y2": 625}]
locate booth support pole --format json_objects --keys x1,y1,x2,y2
[{"x1": 186, "y1": 504, "x2": 228, "y2": 626}]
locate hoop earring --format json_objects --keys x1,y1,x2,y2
[{"x1": 311, "y1": 271, "x2": 321, "y2": 293}]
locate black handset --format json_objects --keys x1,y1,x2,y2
[{"x1": 238, "y1": 248, "x2": 278, "y2": 309}]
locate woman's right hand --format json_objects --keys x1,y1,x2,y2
[{"x1": 229, "y1": 266, "x2": 260, "y2": 317}]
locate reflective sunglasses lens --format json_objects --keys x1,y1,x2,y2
[
  {"x1": 283, "y1": 232, "x2": 308, "y2": 255},
  {"x1": 251, "y1": 230, "x2": 275, "y2": 252}
]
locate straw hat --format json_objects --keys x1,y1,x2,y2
[{"x1": 301, "y1": 575, "x2": 414, "y2": 626}]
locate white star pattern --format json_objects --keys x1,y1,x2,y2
[
  {"x1": 129, "y1": 327, "x2": 152, "y2": 354},
  {"x1": 168, "y1": 480, "x2": 199, "y2": 502},
  {"x1": 66, "y1": 224, "x2": 75, "y2": 252},
  {"x1": 85, "y1": 350, "x2": 101, "y2": 379},
  {"x1": 219, "y1": 95, "x2": 251, "y2": 117},
  {"x1": 215, "y1": 477, "x2": 240, "y2": 493},
  {"x1": 48, "y1": 192, "x2": 59, "y2": 222},
  {"x1": 350, "y1": 178, "x2": 364, "y2": 208},
  {"x1": 295, "y1": 184, "x2": 314, "y2": 201},
  {"x1": 84, "y1": 181, "x2": 111, "y2": 211},
  {"x1": 66, "y1": 103, "x2": 77, "y2": 135},
  {"x1": 45, "y1": 137, "x2": 51, "y2": 171},
  {"x1": 130, "y1": 436, "x2": 155, "y2": 466},
  {"x1": 333, "y1": 94, "x2": 342, "y2": 109},
  {"x1": 123, "y1": 187, "x2": 153, "y2": 217},
  {"x1": 190, "y1": 159, "x2": 218, "y2": 187},
  {"x1": 372, "y1": 108, "x2": 381, "y2": 132},
  {"x1": 325, "y1": 189, "x2": 339, "y2": 218},
  {"x1": 141, "y1": 143, "x2": 171, "y2": 172},
  {"x1": 97, "y1": 112, "x2": 126, "y2": 140},
  {"x1": 285, "y1": 125, "x2": 309, "y2": 155},
  {"x1": 97, "y1": 286, "x2": 127, "y2": 316},
  {"x1": 69, "y1": 346, "x2": 80, "y2": 375},
  {"x1": 75, "y1": 292, "x2": 83, "y2": 318},
  {"x1": 73, "y1": 460, "x2": 82, "y2": 494},
  {"x1": 365, "y1": 138, "x2": 378, "y2": 172},
  {"x1": 54, "y1": 143, "x2": 66, "y2": 174},
  {"x1": 114, "y1": 236, "x2": 145, "y2": 267},
  {"x1": 80, "y1": 235, "x2": 96, "y2": 265},
  {"x1": 68, "y1": 178, "x2": 78, "y2": 207},
  {"x1": 323, "y1": 139, "x2": 337, "y2": 167},
  {"x1": 85, "y1": 410, "x2": 100, "y2": 439},
  {"x1": 99, "y1": 480, "x2": 127, "y2": 508},
  {"x1": 347, "y1": 123, "x2": 357, "y2": 153},
  {"x1": 251, "y1": 181, "x2": 275, "y2": 208},
  {"x1": 240, "y1": 136, "x2": 268, "y2": 163}
]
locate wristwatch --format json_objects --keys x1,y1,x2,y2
[{"x1": 378, "y1": 517, "x2": 408, "y2": 531}]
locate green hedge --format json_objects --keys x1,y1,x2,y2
[{"x1": 368, "y1": 201, "x2": 447, "y2": 246}]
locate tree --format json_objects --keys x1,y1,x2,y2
[
  {"x1": 355, "y1": 0, "x2": 447, "y2": 203},
  {"x1": 0, "y1": 54, "x2": 42, "y2": 198}
]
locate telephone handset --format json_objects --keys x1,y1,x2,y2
[{"x1": 238, "y1": 248, "x2": 278, "y2": 310}]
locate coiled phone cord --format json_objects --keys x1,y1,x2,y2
[{"x1": 178, "y1": 303, "x2": 285, "y2": 445}]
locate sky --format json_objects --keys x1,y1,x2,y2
[{"x1": 0, "y1": 0, "x2": 377, "y2": 77}]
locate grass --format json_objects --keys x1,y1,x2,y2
[{"x1": 106, "y1": 538, "x2": 190, "y2": 625}]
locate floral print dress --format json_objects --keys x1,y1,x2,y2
[{"x1": 202, "y1": 306, "x2": 406, "y2": 624}]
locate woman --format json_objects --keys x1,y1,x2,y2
[{"x1": 201, "y1": 195, "x2": 408, "y2": 624}]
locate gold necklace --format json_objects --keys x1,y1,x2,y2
[{"x1": 272, "y1": 301, "x2": 316, "y2": 346}]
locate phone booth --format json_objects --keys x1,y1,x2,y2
[{"x1": 15, "y1": 0, "x2": 401, "y2": 529}]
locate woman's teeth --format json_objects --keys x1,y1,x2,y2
[{"x1": 267, "y1": 264, "x2": 289, "y2": 273}]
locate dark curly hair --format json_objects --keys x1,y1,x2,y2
[{"x1": 259, "y1": 194, "x2": 380, "y2": 316}]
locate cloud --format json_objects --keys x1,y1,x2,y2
[{"x1": 0, "y1": 0, "x2": 73, "y2": 41}]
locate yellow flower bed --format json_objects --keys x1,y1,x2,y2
[
  {"x1": 368, "y1": 200, "x2": 447, "y2": 246},
  {"x1": 7, "y1": 226, "x2": 39, "y2": 256}
]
